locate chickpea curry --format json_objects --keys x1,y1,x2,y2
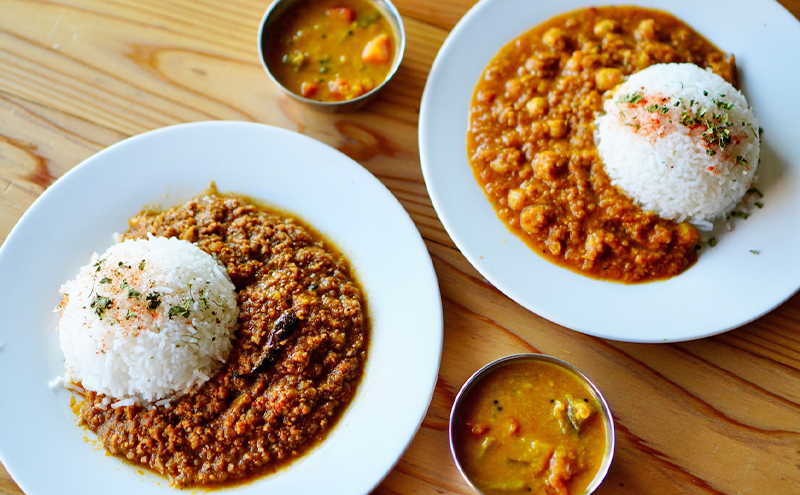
[
  {"x1": 265, "y1": 0, "x2": 396, "y2": 102},
  {"x1": 467, "y1": 7, "x2": 737, "y2": 282},
  {"x1": 453, "y1": 359, "x2": 609, "y2": 495}
]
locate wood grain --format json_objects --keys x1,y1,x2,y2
[{"x1": 1, "y1": 1, "x2": 800, "y2": 494}]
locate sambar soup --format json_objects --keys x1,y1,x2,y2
[
  {"x1": 452, "y1": 358, "x2": 611, "y2": 495},
  {"x1": 264, "y1": 0, "x2": 396, "y2": 102}
]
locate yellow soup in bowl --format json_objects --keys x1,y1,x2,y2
[
  {"x1": 451, "y1": 356, "x2": 613, "y2": 495},
  {"x1": 264, "y1": 0, "x2": 396, "y2": 102}
]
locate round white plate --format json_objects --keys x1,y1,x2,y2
[
  {"x1": 420, "y1": 0, "x2": 800, "y2": 343},
  {"x1": 0, "y1": 122, "x2": 442, "y2": 494}
]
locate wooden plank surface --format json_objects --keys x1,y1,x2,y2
[{"x1": 1, "y1": 0, "x2": 800, "y2": 494}]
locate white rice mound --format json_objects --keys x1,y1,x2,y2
[
  {"x1": 595, "y1": 63, "x2": 760, "y2": 229},
  {"x1": 57, "y1": 235, "x2": 239, "y2": 406}
]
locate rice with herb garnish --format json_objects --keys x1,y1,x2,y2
[
  {"x1": 57, "y1": 235, "x2": 238, "y2": 405},
  {"x1": 595, "y1": 63, "x2": 760, "y2": 229}
]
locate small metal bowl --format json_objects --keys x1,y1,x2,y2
[
  {"x1": 257, "y1": 0, "x2": 405, "y2": 112},
  {"x1": 449, "y1": 354, "x2": 615, "y2": 495}
]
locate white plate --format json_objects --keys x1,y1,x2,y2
[
  {"x1": 420, "y1": 0, "x2": 800, "y2": 343},
  {"x1": 0, "y1": 122, "x2": 442, "y2": 494}
]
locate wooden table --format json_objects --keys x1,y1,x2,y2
[{"x1": 2, "y1": 1, "x2": 799, "y2": 493}]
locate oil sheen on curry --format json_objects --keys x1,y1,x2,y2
[
  {"x1": 453, "y1": 360, "x2": 608, "y2": 495},
  {"x1": 467, "y1": 6, "x2": 737, "y2": 282},
  {"x1": 76, "y1": 192, "x2": 367, "y2": 486}
]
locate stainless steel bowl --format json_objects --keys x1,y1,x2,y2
[
  {"x1": 449, "y1": 353, "x2": 615, "y2": 495},
  {"x1": 257, "y1": 0, "x2": 405, "y2": 112}
]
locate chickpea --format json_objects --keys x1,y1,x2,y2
[
  {"x1": 648, "y1": 224, "x2": 673, "y2": 247},
  {"x1": 525, "y1": 96, "x2": 549, "y2": 118},
  {"x1": 546, "y1": 237, "x2": 563, "y2": 256},
  {"x1": 593, "y1": 19, "x2": 618, "y2": 37},
  {"x1": 534, "y1": 150, "x2": 567, "y2": 181},
  {"x1": 635, "y1": 19, "x2": 657, "y2": 41},
  {"x1": 542, "y1": 27, "x2": 567, "y2": 49},
  {"x1": 595, "y1": 67, "x2": 624, "y2": 91},
  {"x1": 633, "y1": 50, "x2": 651, "y2": 70},
  {"x1": 581, "y1": 54, "x2": 600, "y2": 70},
  {"x1": 490, "y1": 148, "x2": 520, "y2": 173},
  {"x1": 584, "y1": 231, "x2": 606, "y2": 261},
  {"x1": 547, "y1": 119, "x2": 568, "y2": 138},
  {"x1": 520, "y1": 205, "x2": 549, "y2": 234},
  {"x1": 537, "y1": 80, "x2": 550, "y2": 93},
  {"x1": 676, "y1": 222, "x2": 700, "y2": 246},
  {"x1": 563, "y1": 52, "x2": 583, "y2": 73},
  {"x1": 507, "y1": 188, "x2": 527, "y2": 211},
  {"x1": 489, "y1": 157, "x2": 511, "y2": 173}
]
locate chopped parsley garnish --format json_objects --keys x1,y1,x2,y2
[
  {"x1": 680, "y1": 111, "x2": 699, "y2": 127},
  {"x1": 93, "y1": 257, "x2": 106, "y2": 273},
  {"x1": 168, "y1": 301, "x2": 191, "y2": 319},
  {"x1": 703, "y1": 125, "x2": 731, "y2": 148},
  {"x1": 676, "y1": 97, "x2": 739, "y2": 152},
  {"x1": 714, "y1": 99, "x2": 735, "y2": 110},
  {"x1": 624, "y1": 121, "x2": 641, "y2": 130},
  {"x1": 617, "y1": 91, "x2": 643, "y2": 104},
  {"x1": 138, "y1": 260, "x2": 146, "y2": 270},
  {"x1": 643, "y1": 101, "x2": 671, "y2": 115},
  {"x1": 126, "y1": 288, "x2": 141, "y2": 299},
  {"x1": 749, "y1": 250, "x2": 760, "y2": 255},
  {"x1": 708, "y1": 237, "x2": 718, "y2": 247},
  {"x1": 99, "y1": 277, "x2": 112, "y2": 284},
  {"x1": 90, "y1": 295, "x2": 112, "y2": 319},
  {"x1": 125, "y1": 310, "x2": 137, "y2": 320},
  {"x1": 356, "y1": 11, "x2": 381, "y2": 28},
  {"x1": 145, "y1": 292, "x2": 162, "y2": 310}
]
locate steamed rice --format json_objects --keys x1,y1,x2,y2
[
  {"x1": 595, "y1": 63, "x2": 760, "y2": 229},
  {"x1": 57, "y1": 235, "x2": 239, "y2": 405}
]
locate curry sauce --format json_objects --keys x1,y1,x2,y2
[
  {"x1": 76, "y1": 192, "x2": 368, "y2": 486},
  {"x1": 467, "y1": 7, "x2": 736, "y2": 282}
]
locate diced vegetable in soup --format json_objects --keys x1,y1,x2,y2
[
  {"x1": 265, "y1": 0, "x2": 395, "y2": 102},
  {"x1": 453, "y1": 360, "x2": 608, "y2": 495}
]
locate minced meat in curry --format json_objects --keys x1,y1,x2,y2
[
  {"x1": 467, "y1": 6, "x2": 736, "y2": 282},
  {"x1": 77, "y1": 192, "x2": 367, "y2": 486}
]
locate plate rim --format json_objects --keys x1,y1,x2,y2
[
  {"x1": 419, "y1": 0, "x2": 800, "y2": 343},
  {"x1": 0, "y1": 121, "x2": 443, "y2": 494}
]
